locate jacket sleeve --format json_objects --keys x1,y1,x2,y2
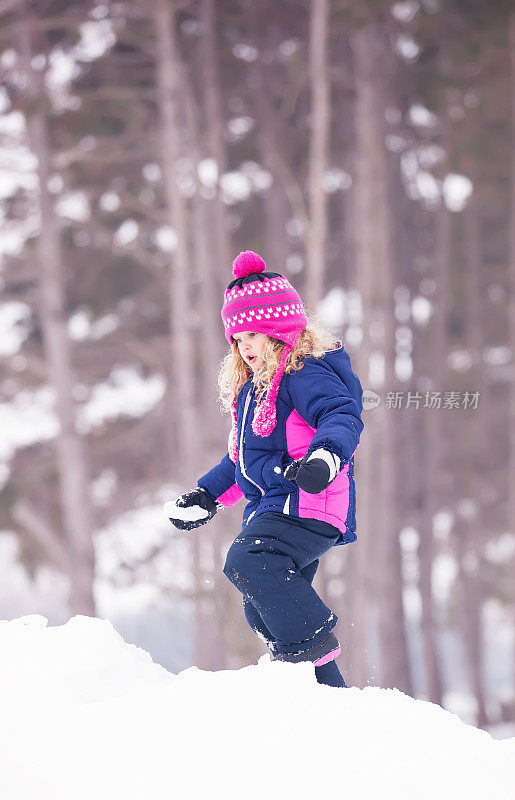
[
  {"x1": 197, "y1": 453, "x2": 244, "y2": 508},
  {"x1": 286, "y1": 361, "x2": 363, "y2": 463}
]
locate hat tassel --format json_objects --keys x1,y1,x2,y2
[{"x1": 252, "y1": 345, "x2": 291, "y2": 438}]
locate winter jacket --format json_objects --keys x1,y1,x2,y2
[{"x1": 198, "y1": 343, "x2": 364, "y2": 545}]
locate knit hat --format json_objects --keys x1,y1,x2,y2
[{"x1": 222, "y1": 251, "x2": 307, "y2": 461}]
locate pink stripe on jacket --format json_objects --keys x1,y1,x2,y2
[{"x1": 286, "y1": 409, "x2": 355, "y2": 534}]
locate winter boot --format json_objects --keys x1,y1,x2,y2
[{"x1": 271, "y1": 631, "x2": 341, "y2": 667}]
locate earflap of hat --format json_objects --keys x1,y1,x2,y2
[{"x1": 252, "y1": 341, "x2": 295, "y2": 438}]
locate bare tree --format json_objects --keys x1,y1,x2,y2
[
  {"x1": 351, "y1": 18, "x2": 411, "y2": 693},
  {"x1": 454, "y1": 192, "x2": 489, "y2": 726},
  {"x1": 199, "y1": 0, "x2": 232, "y2": 292},
  {"x1": 305, "y1": 0, "x2": 330, "y2": 310},
  {"x1": 346, "y1": 19, "x2": 375, "y2": 689},
  {"x1": 181, "y1": 50, "x2": 231, "y2": 669},
  {"x1": 153, "y1": 0, "x2": 205, "y2": 666},
  {"x1": 417, "y1": 201, "x2": 448, "y2": 706},
  {"x1": 16, "y1": 4, "x2": 96, "y2": 616},
  {"x1": 509, "y1": 8, "x2": 515, "y2": 706}
]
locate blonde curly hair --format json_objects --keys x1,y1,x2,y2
[{"x1": 218, "y1": 312, "x2": 340, "y2": 411}]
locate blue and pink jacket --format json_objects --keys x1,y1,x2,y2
[{"x1": 198, "y1": 344, "x2": 364, "y2": 545}]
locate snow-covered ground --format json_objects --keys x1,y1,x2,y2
[{"x1": 0, "y1": 615, "x2": 513, "y2": 800}]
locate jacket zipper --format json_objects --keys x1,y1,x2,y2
[{"x1": 239, "y1": 388, "x2": 264, "y2": 496}]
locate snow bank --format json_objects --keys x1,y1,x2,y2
[{"x1": 0, "y1": 616, "x2": 513, "y2": 800}]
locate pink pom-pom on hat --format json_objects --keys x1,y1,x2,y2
[{"x1": 232, "y1": 250, "x2": 267, "y2": 279}]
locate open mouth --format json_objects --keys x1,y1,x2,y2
[{"x1": 247, "y1": 355, "x2": 256, "y2": 363}]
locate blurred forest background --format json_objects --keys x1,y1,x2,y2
[{"x1": 0, "y1": 0, "x2": 514, "y2": 735}]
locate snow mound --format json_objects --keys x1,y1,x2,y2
[{"x1": 0, "y1": 616, "x2": 513, "y2": 800}]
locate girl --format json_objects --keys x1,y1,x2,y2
[{"x1": 164, "y1": 250, "x2": 364, "y2": 688}]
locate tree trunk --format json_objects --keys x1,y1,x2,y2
[
  {"x1": 249, "y1": 15, "x2": 296, "y2": 273},
  {"x1": 200, "y1": 0, "x2": 232, "y2": 291},
  {"x1": 182, "y1": 59, "x2": 228, "y2": 670},
  {"x1": 457, "y1": 192, "x2": 489, "y2": 727},
  {"x1": 416, "y1": 202, "x2": 448, "y2": 706},
  {"x1": 20, "y1": 11, "x2": 95, "y2": 616},
  {"x1": 153, "y1": 0, "x2": 205, "y2": 667},
  {"x1": 346, "y1": 21, "x2": 376, "y2": 688},
  {"x1": 508, "y1": 9, "x2": 515, "y2": 704},
  {"x1": 255, "y1": 75, "x2": 291, "y2": 273},
  {"x1": 306, "y1": 0, "x2": 330, "y2": 311},
  {"x1": 303, "y1": 0, "x2": 334, "y2": 605},
  {"x1": 352, "y1": 20, "x2": 411, "y2": 693}
]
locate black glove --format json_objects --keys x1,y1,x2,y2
[
  {"x1": 163, "y1": 487, "x2": 218, "y2": 531},
  {"x1": 284, "y1": 448, "x2": 343, "y2": 494}
]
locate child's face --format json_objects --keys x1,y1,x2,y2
[{"x1": 233, "y1": 331, "x2": 268, "y2": 372}]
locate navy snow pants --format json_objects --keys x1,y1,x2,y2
[{"x1": 223, "y1": 511, "x2": 340, "y2": 655}]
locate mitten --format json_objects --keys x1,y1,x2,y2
[
  {"x1": 163, "y1": 487, "x2": 218, "y2": 531},
  {"x1": 284, "y1": 448, "x2": 342, "y2": 494}
]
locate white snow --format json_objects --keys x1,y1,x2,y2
[
  {"x1": 443, "y1": 173, "x2": 473, "y2": 212},
  {"x1": 0, "y1": 615, "x2": 513, "y2": 800},
  {"x1": 99, "y1": 190, "x2": 121, "y2": 211},
  {"x1": 279, "y1": 38, "x2": 301, "y2": 58},
  {"x1": 322, "y1": 168, "x2": 352, "y2": 193},
  {"x1": 94, "y1": 496, "x2": 194, "y2": 606},
  {"x1": 395, "y1": 34, "x2": 420, "y2": 61},
  {"x1": 197, "y1": 157, "x2": 219, "y2": 187},
  {"x1": 78, "y1": 367, "x2": 166, "y2": 431},
  {"x1": 391, "y1": 2, "x2": 419, "y2": 23},
  {"x1": 55, "y1": 191, "x2": 90, "y2": 221},
  {"x1": 318, "y1": 286, "x2": 347, "y2": 328},
  {"x1": 153, "y1": 224, "x2": 177, "y2": 252},
  {"x1": 409, "y1": 104, "x2": 438, "y2": 128},
  {"x1": 227, "y1": 116, "x2": 255, "y2": 137},
  {"x1": 220, "y1": 171, "x2": 252, "y2": 203},
  {"x1": 232, "y1": 43, "x2": 258, "y2": 62},
  {"x1": 114, "y1": 219, "x2": 139, "y2": 245},
  {"x1": 74, "y1": 20, "x2": 116, "y2": 62},
  {"x1": 0, "y1": 369, "x2": 165, "y2": 468},
  {"x1": 411, "y1": 295, "x2": 433, "y2": 325},
  {"x1": 68, "y1": 309, "x2": 120, "y2": 341},
  {"x1": 240, "y1": 160, "x2": 272, "y2": 191},
  {"x1": 0, "y1": 387, "x2": 59, "y2": 463},
  {"x1": 163, "y1": 499, "x2": 208, "y2": 522},
  {"x1": 0, "y1": 535, "x2": 68, "y2": 621},
  {"x1": 0, "y1": 302, "x2": 32, "y2": 355}
]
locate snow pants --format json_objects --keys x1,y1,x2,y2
[{"x1": 223, "y1": 511, "x2": 340, "y2": 655}]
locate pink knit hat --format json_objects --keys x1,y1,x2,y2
[{"x1": 222, "y1": 251, "x2": 307, "y2": 461}]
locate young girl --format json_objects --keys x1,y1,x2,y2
[{"x1": 165, "y1": 250, "x2": 364, "y2": 688}]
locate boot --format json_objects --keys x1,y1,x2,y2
[{"x1": 271, "y1": 632, "x2": 341, "y2": 667}]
